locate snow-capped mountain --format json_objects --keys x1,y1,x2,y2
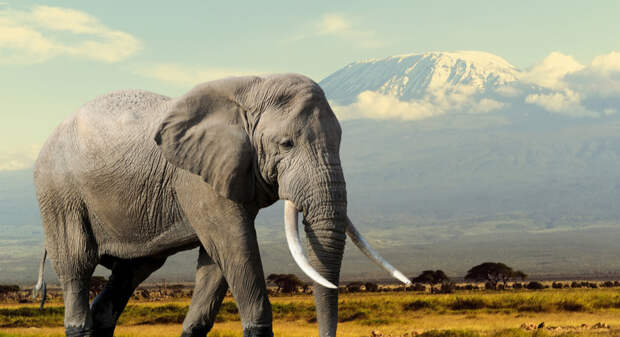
[{"x1": 320, "y1": 51, "x2": 521, "y2": 105}]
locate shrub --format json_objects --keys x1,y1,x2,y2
[
  {"x1": 407, "y1": 283, "x2": 427, "y2": 292},
  {"x1": 525, "y1": 282, "x2": 545, "y2": 290},
  {"x1": 0, "y1": 285, "x2": 19, "y2": 295},
  {"x1": 557, "y1": 299, "x2": 585, "y2": 312},
  {"x1": 338, "y1": 310, "x2": 367, "y2": 322},
  {"x1": 419, "y1": 329, "x2": 482, "y2": 337},
  {"x1": 346, "y1": 282, "x2": 363, "y2": 293},
  {"x1": 492, "y1": 328, "x2": 530, "y2": 337},
  {"x1": 552, "y1": 282, "x2": 563, "y2": 289},
  {"x1": 437, "y1": 282, "x2": 456, "y2": 294},
  {"x1": 450, "y1": 297, "x2": 486, "y2": 310},
  {"x1": 456, "y1": 284, "x2": 479, "y2": 291},
  {"x1": 513, "y1": 283, "x2": 523, "y2": 289},
  {"x1": 403, "y1": 299, "x2": 434, "y2": 311},
  {"x1": 364, "y1": 282, "x2": 379, "y2": 292}
]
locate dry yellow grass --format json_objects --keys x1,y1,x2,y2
[
  {"x1": 3, "y1": 288, "x2": 620, "y2": 336},
  {"x1": 4, "y1": 312, "x2": 620, "y2": 337}
]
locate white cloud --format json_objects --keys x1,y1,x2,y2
[
  {"x1": 0, "y1": 5, "x2": 141, "y2": 64},
  {"x1": 292, "y1": 13, "x2": 384, "y2": 48},
  {"x1": 0, "y1": 144, "x2": 40, "y2": 171},
  {"x1": 521, "y1": 52, "x2": 584, "y2": 89},
  {"x1": 333, "y1": 91, "x2": 442, "y2": 120},
  {"x1": 562, "y1": 51, "x2": 620, "y2": 98},
  {"x1": 525, "y1": 89, "x2": 597, "y2": 117},
  {"x1": 333, "y1": 90, "x2": 505, "y2": 121},
  {"x1": 516, "y1": 51, "x2": 620, "y2": 117},
  {"x1": 473, "y1": 98, "x2": 505, "y2": 113},
  {"x1": 494, "y1": 85, "x2": 521, "y2": 97},
  {"x1": 133, "y1": 63, "x2": 266, "y2": 86},
  {"x1": 334, "y1": 51, "x2": 620, "y2": 121},
  {"x1": 591, "y1": 51, "x2": 620, "y2": 72},
  {"x1": 318, "y1": 14, "x2": 350, "y2": 34}
]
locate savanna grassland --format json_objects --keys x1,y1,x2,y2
[{"x1": 2, "y1": 286, "x2": 620, "y2": 337}]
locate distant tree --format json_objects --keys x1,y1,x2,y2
[
  {"x1": 525, "y1": 281, "x2": 545, "y2": 290},
  {"x1": 511, "y1": 270, "x2": 528, "y2": 282},
  {"x1": 364, "y1": 282, "x2": 379, "y2": 292},
  {"x1": 407, "y1": 283, "x2": 427, "y2": 292},
  {"x1": 437, "y1": 281, "x2": 456, "y2": 294},
  {"x1": 346, "y1": 281, "x2": 364, "y2": 293},
  {"x1": 411, "y1": 270, "x2": 450, "y2": 293},
  {"x1": 411, "y1": 270, "x2": 450, "y2": 285},
  {"x1": 266, "y1": 274, "x2": 305, "y2": 293},
  {"x1": 0, "y1": 285, "x2": 19, "y2": 295},
  {"x1": 464, "y1": 262, "x2": 527, "y2": 289},
  {"x1": 90, "y1": 276, "x2": 107, "y2": 294}
]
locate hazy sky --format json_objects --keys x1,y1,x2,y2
[{"x1": 1, "y1": 0, "x2": 619, "y2": 169}]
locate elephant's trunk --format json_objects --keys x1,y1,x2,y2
[
  {"x1": 284, "y1": 201, "x2": 344, "y2": 337},
  {"x1": 283, "y1": 164, "x2": 347, "y2": 337},
  {"x1": 282, "y1": 162, "x2": 409, "y2": 336},
  {"x1": 304, "y1": 216, "x2": 346, "y2": 337}
]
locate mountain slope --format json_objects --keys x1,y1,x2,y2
[{"x1": 320, "y1": 51, "x2": 521, "y2": 105}]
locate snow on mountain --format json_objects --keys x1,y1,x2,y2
[{"x1": 320, "y1": 51, "x2": 521, "y2": 106}]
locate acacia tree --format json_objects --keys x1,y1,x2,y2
[
  {"x1": 266, "y1": 274, "x2": 305, "y2": 293},
  {"x1": 411, "y1": 270, "x2": 450, "y2": 291},
  {"x1": 465, "y1": 262, "x2": 527, "y2": 289}
]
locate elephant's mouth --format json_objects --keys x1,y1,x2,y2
[{"x1": 283, "y1": 200, "x2": 411, "y2": 287}]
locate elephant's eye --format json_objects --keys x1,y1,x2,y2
[{"x1": 279, "y1": 139, "x2": 294, "y2": 150}]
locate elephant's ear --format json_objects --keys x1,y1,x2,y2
[{"x1": 155, "y1": 80, "x2": 255, "y2": 203}]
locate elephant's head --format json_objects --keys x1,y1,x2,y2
[{"x1": 155, "y1": 74, "x2": 409, "y2": 336}]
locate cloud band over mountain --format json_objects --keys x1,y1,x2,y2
[{"x1": 321, "y1": 51, "x2": 620, "y2": 120}]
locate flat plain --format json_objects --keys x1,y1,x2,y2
[{"x1": 2, "y1": 285, "x2": 620, "y2": 337}]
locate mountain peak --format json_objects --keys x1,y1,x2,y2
[
  {"x1": 320, "y1": 50, "x2": 520, "y2": 105},
  {"x1": 357, "y1": 50, "x2": 516, "y2": 69}
]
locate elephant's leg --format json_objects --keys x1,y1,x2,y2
[
  {"x1": 179, "y1": 196, "x2": 272, "y2": 337},
  {"x1": 91, "y1": 257, "x2": 166, "y2": 337},
  {"x1": 43, "y1": 207, "x2": 98, "y2": 337},
  {"x1": 211, "y1": 227, "x2": 272, "y2": 337},
  {"x1": 180, "y1": 247, "x2": 229, "y2": 337}
]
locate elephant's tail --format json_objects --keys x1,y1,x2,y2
[{"x1": 32, "y1": 248, "x2": 47, "y2": 309}]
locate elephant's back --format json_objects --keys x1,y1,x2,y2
[
  {"x1": 75, "y1": 90, "x2": 171, "y2": 147},
  {"x1": 34, "y1": 89, "x2": 197, "y2": 257},
  {"x1": 35, "y1": 90, "x2": 169, "y2": 181}
]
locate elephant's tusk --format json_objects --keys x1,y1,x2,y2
[
  {"x1": 346, "y1": 217, "x2": 412, "y2": 285},
  {"x1": 284, "y1": 200, "x2": 338, "y2": 289}
]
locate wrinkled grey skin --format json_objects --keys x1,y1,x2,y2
[{"x1": 34, "y1": 74, "x2": 346, "y2": 337}]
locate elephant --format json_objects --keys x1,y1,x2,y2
[{"x1": 32, "y1": 74, "x2": 410, "y2": 337}]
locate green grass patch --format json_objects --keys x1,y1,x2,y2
[
  {"x1": 0, "y1": 307, "x2": 65, "y2": 328},
  {"x1": 420, "y1": 329, "x2": 482, "y2": 337}
]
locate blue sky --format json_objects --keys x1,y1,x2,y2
[{"x1": 1, "y1": 0, "x2": 619, "y2": 169}]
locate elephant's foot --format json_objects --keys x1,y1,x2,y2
[
  {"x1": 65, "y1": 326, "x2": 96, "y2": 337},
  {"x1": 94, "y1": 327, "x2": 115, "y2": 337},
  {"x1": 243, "y1": 326, "x2": 273, "y2": 337},
  {"x1": 179, "y1": 325, "x2": 208, "y2": 337}
]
